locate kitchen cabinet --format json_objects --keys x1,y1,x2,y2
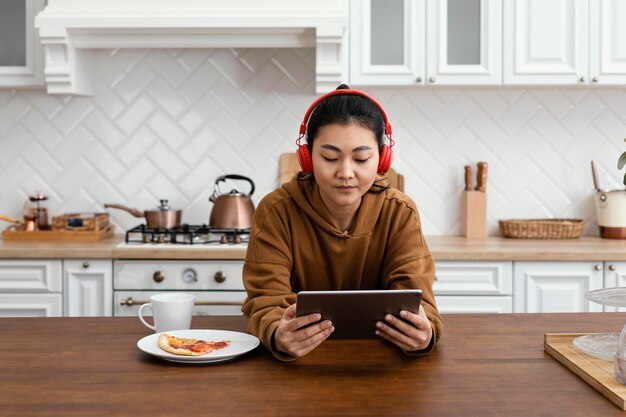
[
  {"x1": 0, "y1": 0, "x2": 45, "y2": 88},
  {"x1": 513, "y1": 261, "x2": 603, "y2": 313},
  {"x1": 601, "y1": 261, "x2": 626, "y2": 312},
  {"x1": 589, "y1": 0, "x2": 626, "y2": 85},
  {"x1": 349, "y1": 0, "x2": 501, "y2": 86},
  {"x1": 349, "y1": 0, "x2": 425, "y2": 85},
  {"x1": 0, "y1": 260, "x2": 63, "y2": 317},
  {"x1": 426, "y1": 0, "x2": 502, "y2": 85},
  {"x1": 504, "y1": 0, "x2": 626, "y2": 85},
  {"x1": 64, "y1": 260, "x2": 113, "y2": 317},
  {"x1": 434, "y1": 261, "x2": 513, "y2": 313}
]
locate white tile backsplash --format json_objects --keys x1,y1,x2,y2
[{"x1": 1, "y1": 47, "x2": 626, "y2": 236}]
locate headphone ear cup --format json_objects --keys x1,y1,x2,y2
[
  {"x1": 377, "y1": 144, "x2": 393, "y2": 174},
  {"x1": 296, "y1": 144, "x2": 314, "y2": 173}
]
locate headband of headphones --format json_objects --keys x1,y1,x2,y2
[{"x1": 297, "y1": 89, "x2": 393, "y2": 140}]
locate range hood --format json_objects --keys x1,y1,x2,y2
[{"x1": 35, "y1": 0, "x2": 348, "y2": 95}]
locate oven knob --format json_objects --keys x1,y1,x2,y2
[
  {"x1": 182, "y1": 268, "x2": 198, "y2": 283},
  {"x1": 153, "y1": 271, "x2": 165, "y2": 283},
  {"x1": 214, "y1": 271, "x2": 226, "y2": 283}
]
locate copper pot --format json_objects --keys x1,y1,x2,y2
[
  {"x1": 104, "y1": 200, "x2": 182, "y2": 229},
  {"x1": 209, "y1": 175, "x2": 255, "y2": 229},
  {"x1": 0, "y1": 215, "x2": 35, "y2": 231}
]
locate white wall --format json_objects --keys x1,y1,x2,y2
[{"x1": 1, "y1": 48, "x2": 624, "y2": 236}]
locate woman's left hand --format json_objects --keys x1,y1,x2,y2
[{"x1": 375, "y1": 304, "x2": 432, "y2": 352}]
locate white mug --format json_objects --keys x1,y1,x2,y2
[{"x1": 138, "y1": 293, "x2": 195, "y2": 333}]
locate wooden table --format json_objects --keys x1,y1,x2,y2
[{"x1": 2, "y1": 313, "x2": 626, "y2": 416}]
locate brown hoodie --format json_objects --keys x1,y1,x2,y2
[{"x1": 242, "y1": 174, "x2": 442, "y2": 361}]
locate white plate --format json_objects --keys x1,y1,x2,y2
[
  {"x1": 572, "y1": 332, "x2": 618, "y2": 361},
  {"x1": 585, "y1": 287, "x2": 626, "y2": 307},
  {"x1": 137, "y1": 329, "x2": 260, "y2": 364}
]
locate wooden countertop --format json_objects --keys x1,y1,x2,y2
[
  {"x1": 1, "y1": 235, "x2": 626, "y2": 260},
  {"x1": 2, "y1": 313, "x2": 626, "y2": 416}
]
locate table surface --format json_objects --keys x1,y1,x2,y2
[{"x1": 2, "y1": 313, "x2": 626, "y2": 417}]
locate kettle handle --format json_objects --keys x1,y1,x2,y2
[{"x1": 214, "y1": 174, "x2": 255, "y2": 196}]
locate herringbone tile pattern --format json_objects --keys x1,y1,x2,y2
[{"x1": 1, "y1": 48, "x2": 625, "y2": 236}]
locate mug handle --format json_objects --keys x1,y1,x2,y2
[{"x1": 138, "y1": 303, "x2": 156, "y2": 331}]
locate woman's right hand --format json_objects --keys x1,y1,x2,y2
[{"x1": 273, "y1": 304, "x2": 334, "y2": 358}]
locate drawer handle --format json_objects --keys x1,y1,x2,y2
[
  {"x1": 120, "y1": 297, "x2": 244, "y2": 307},
  {"x1": 82, "y1": 261, "x2": 90, "y2": 269}
]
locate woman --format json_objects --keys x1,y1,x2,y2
[{"x1": 242, "y1": 85, "x2": 442, "y2": 361}]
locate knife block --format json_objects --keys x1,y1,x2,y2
[{"x1": 461, "y1": 190, "x2": 487, "y2": 238}]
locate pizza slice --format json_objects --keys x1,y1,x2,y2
[{"x1": 159, "y1": 333, "x2": 231, "y2": 356}]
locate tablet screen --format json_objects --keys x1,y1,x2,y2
[{"x1": 295, "y1": 289, "x2": 422, "y2": 340}]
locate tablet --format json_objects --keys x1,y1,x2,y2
[{"x1": 295, "y1": 289, "x2": 422, "y2": 340}]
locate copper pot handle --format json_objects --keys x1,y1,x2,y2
[{"x1": 104, "y1": 204, "x2": 144, "y2": 218}]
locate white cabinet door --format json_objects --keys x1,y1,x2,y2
[
  {"x1": 434, "y1": 261, "x2": 512, "y2": 295},
  {"x1": 426, "y1": 0, "x2": 502, "y2": 85},
  {"x1": 0, "y1": 260, "x2": 62, "y2": 292},
  {"x1": 433, "y1": 261, "x2": 512, "y2": 314},
  {"x1": 0, "y1": 294, "x2": 62, "y2": 317},
  {"x1": 514, "y1": 261, "x2": 603, "y2": 313},
  {"x1": 436, "y1": 296, "x2": 512, "y2": 314},
  {"x1": 503, "y1": 0, "x2": 589, "y2": 85},
  {"x1": 589, "y1": 0, "x2": 626, "y2": 85},
  {"x1": 64, "y1": 260, "x2": 113, "y2": 317},
  {"x1": 0, "y1": 0, "x2": 45, "y2": 87},
  {"x1": 349, "y1": 0, "x2": 425, "y2": 85},
  {"x1": 602, "y1": 261, "x2": 626, "y2": 312}
]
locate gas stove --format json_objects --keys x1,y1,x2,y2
[{"x1": 123, "y1": 224, "x2": 250, "y2": 245}]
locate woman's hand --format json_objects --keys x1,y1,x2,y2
[
  {"x1": 273, "y1": 304, "x2": 335, "y2": 358},
  {"x1": 375, "y1": 305, "x2": 432, "y2": 352}
]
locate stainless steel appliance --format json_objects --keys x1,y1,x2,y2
[{"x1": 114, "y1": 224, "x2": 249, "y2": 317}]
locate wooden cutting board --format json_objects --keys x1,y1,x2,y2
[
  {"x1": 2, "y1": 224, "x2": 114, "y2": 241},
  {"x1": 544, "y1": 333, "x2": 626, "y2": 409}
]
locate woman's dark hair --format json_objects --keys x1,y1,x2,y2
[
  {"x1": 305, "y1": 84, "x2": 386, "y2": 153},
  {"x1": 301, "y1": 84, "x2": 390, "y2": 193}
]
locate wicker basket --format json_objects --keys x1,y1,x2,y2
[
  {"x1": 52, "y1": 213, "x2": 109, "y2": 231},
  {"x1": 498, "y1": 218, "x2": 585, "y2": 239}
]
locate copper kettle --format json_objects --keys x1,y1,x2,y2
[{"x1": 209, "y1": 175, "x2": 255, "y2": 229}]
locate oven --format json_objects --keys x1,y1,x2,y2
[{"x1": 113, "y1": 224, "x2": 249, "y2": 317}]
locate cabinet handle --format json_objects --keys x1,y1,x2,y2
[
  {"x1": 579, "y1": 76, "x2": 586, "y2": 83},
  {"x1": 214, "y1": 271, "x2": 226, "y2": 283},
  {"x1": 120, "y1": 297, "x2": 243, "y2": 307},
  {"x1": 609, "y1": 264, "x2": 617, "y2": 271},
  {"x1": 416, "y1": 76, "x2": 422, "y2": 83},
  {"x1": 594, "y1": 265, "x2": 602, "y2": 271},
  {"x1": 434, "y1": 275, "x2": 438, "y2": 281},
  {"x1": 592, "y1": 76, "x2": 599, "y2": 83},
  {"x1": 429, "y1": 76, "x2": 436, "y2": 83},
  {"x1": 153, "y1": 271, "x2": 165, "y2": 283},
  {"x1": 82, "y1": 261, "x2": 90, "y2": 269}
]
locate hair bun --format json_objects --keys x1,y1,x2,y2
[{"x1": 336, "y1": 84, "x2": 350, "y2": 90}]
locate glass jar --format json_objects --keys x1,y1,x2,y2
[{"x1": 23, "y1": 192, "x2": 49, "y2": 230}]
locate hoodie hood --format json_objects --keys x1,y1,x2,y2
[{"x1": 281, "y1": 175, "x2": 387, "y2": 238}]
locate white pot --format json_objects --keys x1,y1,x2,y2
[{"x1": 595, "y1": 190, "x2": 626, "y2": 238}]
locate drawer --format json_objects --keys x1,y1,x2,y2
[
  {"x1": 0, "y1": 294, "x2": 63, "y2": 317},
  {"x1": 434, "y1": 261, "x2": 513, "y2": 295},
  {"x1": 114, "y1": 290, "x2": 247, "y2": 317},
  {"x1": 0, "y1": 260, "x2": 62, "y2": 292},
  {"x1": 436, "y1": 296, "x2": 513, "y2": 314},
  {"x1": 114, "y1": 260, "x2": 244, "y2": 290}
]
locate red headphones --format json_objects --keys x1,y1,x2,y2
[{"x1": 295, "y1": 89, "x2": 395, "y2": 174}]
